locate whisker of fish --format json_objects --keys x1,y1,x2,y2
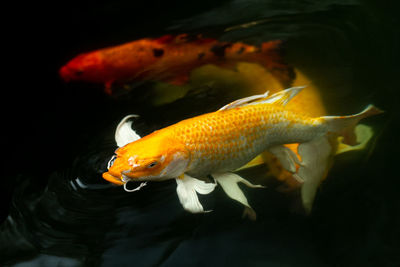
[{"x1": 123, "y1": 181, "x2": 148, "y2": 192}]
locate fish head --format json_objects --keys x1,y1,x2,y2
[
  {"x1": 59, "y1": 52, "x2": 105, "y2": 83},
  {"x1": 102, "y1": 135, "x2": 189, "y2": 185}
]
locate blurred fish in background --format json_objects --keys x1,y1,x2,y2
[{"x1": 59, "y1": 34, "x2": 293, "y2": 95}]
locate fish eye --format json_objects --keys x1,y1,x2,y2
[
  {"x1": 147, "y1": 161, "x2": 158, "y2": 168},
  {"x1": 107, "y1": 155, "x2": 117, "y2": 169},
  {"x1": 75, "y1": 70, "x2": 84, "y2": 76}
]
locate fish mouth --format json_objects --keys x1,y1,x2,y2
[
  {"x1": 121, "y1": 170, "x2": 152, "y2": 182},
  {"x1": 59, "y1": 65, "x2": 76, "y2": 82},
  {"x1": 102, "y1": 170, "x2": 143, "y2": 185},
  {"x1": 102, "y1": 172, "x2": 124, "y2": 185},
  {"x1": 102, "y1": 171, "x2": 148, "y2": 192}
]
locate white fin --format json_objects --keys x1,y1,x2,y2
[
  {"x1": 268, "y1": 145, "x2": 302, "y2": 173},
  {"x1": 296, "y1": 136, "x2": 332, "y2": 213},
  {"x1": 261, "y1": 86, "x2": 305, "y2": 106},
  {"x1": 115, "y1": 115, "x2": 141, "y2": 147},
  {"x1": 212, "y1": 172, "x2": 265, "y2": 220},
  {"x1": 175, "y1": 174, "x2": 217, "y2": 213},
  {"x1": 219, "y1": 86, "x2": 305, "y2": 111},
  {"x1": 219, "y1": 91, "x2": 269, "y2": 111}
]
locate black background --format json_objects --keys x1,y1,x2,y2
[
  {"x1": 3, "y1": 0, "x2": 224, "y2": 220},
  {"x1": 2, "y1": 0, "x2": 400, "y2": 266}
]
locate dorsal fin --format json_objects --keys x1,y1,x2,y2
[
  {"x1": 260, "y1": 86, "x2": 305, "y2": 106},
  {"x1": 219, "y1": 86, "x2": 306, "y2": 111},
  {"x1": 219, "y1": 91, "x2": 269, "y2": 111}
]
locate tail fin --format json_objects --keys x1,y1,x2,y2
[{"x1": 322, "y1": 105, "x2": 383, "y2": 146}]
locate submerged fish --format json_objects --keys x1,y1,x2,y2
[
  {"x1": 59, "y1": 34, "x2": 291, "y2": 94},
  {"x1": 102, "y1": 87, "x2": 382, "y2": 218}
]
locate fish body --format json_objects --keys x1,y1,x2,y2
[
  {"x1": 59, "y1": 34, "x2": 289, "y2": 94},
  {"x1": 169, "y1": 100, "x2": 323, "y2": 178}
]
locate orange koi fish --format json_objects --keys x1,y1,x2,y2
[
  {"x1": 59, "y1": 34, "x2": 291, "y2": 94},
  {"x1": 102, "y1": 86, "x2": 382, "y2": 219}
]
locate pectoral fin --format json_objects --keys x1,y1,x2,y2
[
  {"x1": 212, "y1": 172, "x2": 265, "y2": 220},
  {"x1": 115, "y1": 115, "x2": 141, "y2": 147},
  {"x1": 175, "y1": 174, "x2": 217, "y2": 213}
]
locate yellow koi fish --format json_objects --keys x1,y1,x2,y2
[{"x1": 102, "y1": 86, "x2": 382, "y2": 218}]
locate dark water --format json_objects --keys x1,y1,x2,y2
[{"x1": 2, "y1": 0, "x2": 399, "y2": 266}]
